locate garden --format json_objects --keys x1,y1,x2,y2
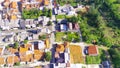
[
  {"x1": 86, "y1": 48, "x2": 106, "y2": 64},
  {"x1": 55, "y1": 32, "x2": 80, "y2": 42},
  {"x1": 22, "y1": 8, "x2": 52, "y2": 19}
]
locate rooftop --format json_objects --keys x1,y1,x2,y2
[{"x1": 88, "y1": 46, "x2": 98, "y2": 55}]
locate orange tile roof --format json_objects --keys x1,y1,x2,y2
[
  {"x1": 7, "y1": 56, "x2": 13, "y2": 64},
  {"x1": 0, "y1": 48, "x2": 3, "y2": 55},
  {"x1": 14, "y1": 56, "x2": 20, "y2": 63},
  {"x1": 19, "y1": 47, "x2": 28, "y2": 54},
  {"x1": 7, "y1": 56, "x2": 20, "y2": 64},
  {"x1": 88, "y1": 46, "x2": 98, "y2": 55},
  {"x1": 10, "y1": 1, "x2": 17, "y2": 9},
  {"x1": 36, "y1": 0, "x2": 43, "y2": 2},
  {"x1": 20, "y1": 54, "x2": 27, "y2": 62},
  {"x1": 24, "y1": 44, "x2": 32, "y2": 48},
  {"x1": 0, "y1": 57, "x2": 5, "y2": 65},
  {"x1": 8, "y1": 47, "x2": 18, "y2": 54},
  {"x1": 26, "y1": 54, "x2": 33, "y2": 62},
  {"x1": 45, "y1": 39, "x2": 50, "y2": 48},
  {"x1": 20, "y1": 53, "x2": 33, "y2": 62},
  {"x1": 44, "y1": 0, "x2": 49, "y2": 5},
  {"x1": 11, "y1": 14, "x2": 17, "y2": 20},
  {"x1": 56, "y1": 44, "x2": 65, "y2": 53},
  {"x1": 34, "y1": 50, "x2": 43, "y2": 61}
]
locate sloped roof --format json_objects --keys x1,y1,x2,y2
[
  {"x1": 7, "y1": 56, "x2": 20, "y2": 64},
  {"x1": 19, "y1": 47, "x2": 28, "y2": 54},
  {"x1": 0, "y1": 57, "x2": 5, "y2": 65},
  {"x1": 56, "y1": 44, "x2": 65, "y2": 53},
  {"x1": 8, "y1": 47, "x2": 18, "y2": 54},
  {"x1": 44, "y1": 0, "x2": 49, "y2": 5},
  {"x1": 0, "y1": 48, "x2": 3, "y2": 55},
  {"x1": 88, "y1": 46, "x2": 98, "y2": 55},
  {"x1": 10, "y1": 1, "x2": 17, "y2": 9},
  {"x1": 34, "y1": 50, "x2": 44, "y2": 61},
  {"x1": 24, "y1": 44, "x2": 32, "y2": 48}
]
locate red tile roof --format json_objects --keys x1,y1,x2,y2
[{"x1": 88, "y1": 46, "x2": 98, "y2": 55}]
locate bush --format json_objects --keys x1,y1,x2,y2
[
  {"x1": 39, "y1": 35, "x2": 47, "y2": 40},
  {"x1": 45, "y1": 52, "x2": 51, "y2": 61},
  {"x1": 14, "y1": 42, "x2": 19, "y2": 49},
  {"x1": 23, "y1": 40, "x2": 28, "y2": 44},
  {"x1": 14, "y1": 62, "x2": 20, "y2": 66}
]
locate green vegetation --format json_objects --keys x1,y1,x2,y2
[
  {"x1": 47, "y1": 21, "x2": 52, "y2": 26},
  {"x1": 78, "y1": 4, "x2": 120, "y2": 47},
  {"x1": 86, "y1": 48, "x2": 106, "y2": 64},
  {"x1": 14, "y1": 62, "x2": 20, "y2": 66},
  {"x1": 56, "y1": 15, "x2": 66, "y2": 19},
  {"x1": 39, "y1": 34, "x2": 47, "y2": 40},
  {"x1": 45, "y1": 52, "x2": 51, "y2": 61},
  {"x1": 22, "y1": 8, "x2": 52, "y2": 19},
  {"x1": 109, "y1": 46, "x2": 120, "y2": 68},
  {"x1": 23, "y1": 40, "x2": 28, "y2": 44},
  {"x1": 6, "y1": 45, "x2": 10, "y2": 49},
  {"x1": 14, "y1": 42, "x2": 19, "y2": 49},
  {"x1": 56, "y1": 0, "x2": 77, "y2": 6},
  {"x1": 55, "y1": 32, "x2": 80, "y2": 42}
]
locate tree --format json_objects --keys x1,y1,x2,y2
[
  {"x1": 48, "y1": 9, "x2": 52, "y2": 18},
  {"x1": 45, "y1": 52, "x2": 51, "y2": 61},
  {"x1": 14, "y1": 62, "x2": 20, "y2": 66},
  {"x1": 14, "y1": 42, "x2": 19, "y2": 49},
  {"x1": 47, "y1": 21, "x2": 52, "y2": 26},
  {"x1": 39, "y1": 35, "x2": 47, "y2": 40},
  {"x1": 24, "y1": 40, "x2": 28, "y2": 44}
]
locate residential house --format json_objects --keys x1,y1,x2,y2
[
  {"x1": 3, "y1": 35, "x2": 14, "y2": 42},
  {"x1": 44, "y1": 0, "x2": 50, "y2": 6},
  {"x1": 8, "y1": 47, "x2": 18, "y2": 54},
  {"x1": 0, "y1": 46, "x2": 5, "y2": 55},
  {"x1": 0, "y1": 57, "x2": 5, "y2": 67},
  {"x1": 56, "y1": 44, "x2": 65, "y2": 53},
  {"x1": 31, "y1": 41, "x2": 45, "y2": 51},
  {"x1": 25, "y1": 19, "x2": 36, "y2": 28},
  {"x1": 33, "y1": 50, "x2": 44, "y2": 61},
  {"x1": 19, "y1": 19, "x2": 26, "y2": 29},
  {"x1": 60, "y1": 24, "x2": 68, "y2": 32},
  {"x1": 88, "y1": 46, "x2": 98, "y2": 56},
  {"x1": 7, "y1": 55, "x2": 20, "y2": 66}
]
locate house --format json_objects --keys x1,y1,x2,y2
[
  {"x1": 88, "y1": 46, "x2": 98, "y2": 56},
  {"x1": 31, "y1": 41, "x2": 45, "y2": 51},
  {"x1": 34, "y1": 50, "x2": 44, "y2": 61},
  {"x1": 44, "y1": 0, "x2": 50, "y2": 6},
  {"x1": 68, "y1": 23, "x2": 73, "y2": 30},
  {"x1": 3, "y1": 35, "x2": 14, "y2": 42},
  {"x1": 7, "y1": 55, "x2": 20, "y2": 66},
  {"x1": 56, "y1": 44, "x2": 65, "y2": 53},
  {"x1": 0, "y1": 57, "x2": 5, "y2": 66},
  {"x1": 60, "y1": 24, "x2": 67, "y2": 31},
  {"x1": 0, "y1": 46, "x2": 5, "y2": 55},
  {"x1": 10, "y1": 1, "x2": 18, "y2": 9},
  {"x1": 8, "y1": 47, "x2": 18, "y2": 54},
  {"x1": 19, "y1": 47, "x2": 28, "y2": 54},
  {"x1": 19, "y1": 19, "x2": 26, "y2": 29}
]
